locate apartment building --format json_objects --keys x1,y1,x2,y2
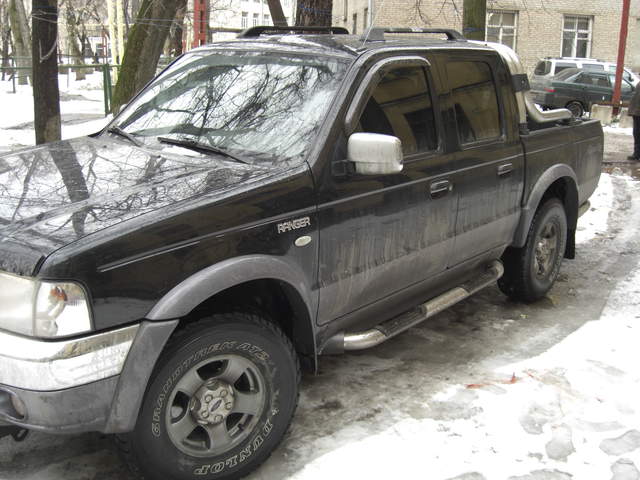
[
  {"x1": 332, "y1": 0, "x2": 640, "y2": 73},
  {"x1": 210, "y1": 0, "x2": 298, "y2": 41}
]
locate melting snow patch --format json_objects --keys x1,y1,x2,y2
[
  {"x1": 289, "y1": 267, "x2": 640, "y2": 480},
  {"x1": 576, "y1": 173, "x2": 613, "y2": 244}
]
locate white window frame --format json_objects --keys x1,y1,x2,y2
[
  {"x1": 485, "y1": 10, "x2": 518, "y2": 50},
  {"x1": 561, "y1": 15, "x2": 593, "y2": 58},
  {"x1": 241, "y1": 12, "x2": 248, "y2": 28},
  {"x1": 252, "y1": 13, "x2": 259, "y2": 26}
]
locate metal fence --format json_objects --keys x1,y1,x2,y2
[{"x1": 1, "y1": 59, "x2": 120, "y2": 116}]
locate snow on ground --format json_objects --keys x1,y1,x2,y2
[
  {"x1": 576, "y1": 172, "x2": 613, "y2": 244},
  {"x1": 604, "y1": 125, "x2": 633, "y2": 136},
  {"x1": 290, "y1": 272, "x2": 640, "y2": 480},
  {"x1": 0, "y1": 72, "x2": 109, "y2": 149}
]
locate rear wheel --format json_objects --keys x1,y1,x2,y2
[
  {"x1": 120, "y1": 313, "x2": 300, "y2": 480},
  {"x1": 565, "y1": 101, "x2": 584, "y2": 118},
  {"x1": 498, "y1": 198, "x2": 567, "y2": 302}
]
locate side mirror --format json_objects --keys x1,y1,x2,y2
[{"x1": 348, "y1": 132, "x2": 403, "y2": 175}]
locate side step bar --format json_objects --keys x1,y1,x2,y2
[{"x1": 325, "y1": 260, "x2": 504, "y2": 353}]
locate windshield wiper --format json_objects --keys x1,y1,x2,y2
[
  {"x1": 107, "y1": 126, "x2": 142, "y2": 146},
  {"x1": 157, "y1": 136, "x2": 249, "y2": 164}
]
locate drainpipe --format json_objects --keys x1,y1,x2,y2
[{"x1": 612, "y1": 0, "x2": 631, "y2": 115}]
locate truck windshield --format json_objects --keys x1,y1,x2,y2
[{"x1": 112, "y1": 50, "x2": 348, "y2": 164}]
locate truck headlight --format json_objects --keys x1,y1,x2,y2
[{"x1": 0, "y1": 272, "x2": 91, "y2": 338}]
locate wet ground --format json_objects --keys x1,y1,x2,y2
[{"x1": 1, "y1": 132, "x2": 639, "y2": 480}]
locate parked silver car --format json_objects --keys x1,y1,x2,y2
[{"x1": 532, "y1": 57, "x2": 639, "y2": 86}]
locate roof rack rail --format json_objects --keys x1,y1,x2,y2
[
  {"x1": 238, "y1": 25, "x2": 349, "y2": 38},
  {"x1": 361, "y1": 27, "x2": 465, "y2": 42}
]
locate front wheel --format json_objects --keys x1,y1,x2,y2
[
  {"x1": 120, "y1": 313, "x2": 300, "y2": 480},
  {"x1": 498, "y1": 198, "x2": 567, "y2": 302}
]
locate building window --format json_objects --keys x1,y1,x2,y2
[
  {"x1": 562, "y1": 15, "x2": 592, "y2": 58},
  {"x1": 241, "y1": 12, "x2": 248, "y2": 28},
  {"x1": 352, "y1": 13, "x2": 357, "y2": 35},
  {"x1": 253, "y1": 13, "x2": 259, "y2": 26},
  {"x1": 486, "y1": 10, "x2": 517, "y2": 50},
  {"x1": 264, "y1": 14, "x2": 271, "y2": 25}
]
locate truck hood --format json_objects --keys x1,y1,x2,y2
[{"x1": 0, "y1": 136, "x2": 273, "y2": 275}]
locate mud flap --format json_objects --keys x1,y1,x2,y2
[
  {"x1": 0, "y1": 425, "x2": 29, "y2": 442},
  {"x1": 564, "y1": 227, "x2": 576, "y2": 259}
]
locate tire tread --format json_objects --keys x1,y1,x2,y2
[{"x1": 116, "y1": 311, "x2": 300, "y2": 480}]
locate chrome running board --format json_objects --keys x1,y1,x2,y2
[{"x1": 324, "y1": 260, "x2": 504, "y2": 353}]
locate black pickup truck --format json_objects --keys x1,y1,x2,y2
[{"x1": 0, "y1": 26, "x2": 602, "y2": 480}]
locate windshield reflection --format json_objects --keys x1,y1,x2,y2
[{"x1": 114, "y1": 51, "x2": 348, "y2": 164}]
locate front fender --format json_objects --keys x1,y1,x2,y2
[{"x1": 146, "y1": 254, "x2": 316, "y2": 322}]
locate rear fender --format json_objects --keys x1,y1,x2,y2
[{"x1": 513, "y1": 164, "x2": 578, "y2": 254}]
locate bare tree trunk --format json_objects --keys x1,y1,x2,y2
[
  {"x1": 267, "y1": 0, "x2": 287, "y2": 26},
  {"x1": 106, "y1": 0, "x2": 118, "y2": 63},
  {"x1": 65, "y1": 6, "x2": 86, "y2": 79},
  {"x1": 168, "y1": 3, "x2": 186, "y2": 57},
  {"x1": 111, "y1": 0, "x2": 187, "y2": 113},
  {"x1": 9, "y1": 0, "x2": 31, "y2": 85},
  {"x1": 462, "y1": 0, "x2": 486, "y2": 40},
  {"x1": 32, "y1": 0, "x2": 61, "y2": 144},
  {"x1": 116, "y1": 0, "x2": 125, "y2": 63},
  {"x1": 295, "y1": 0, "x2": 332, "y2": 26},
  {"x1": 1, "y1": 5, "x2": 11, "y2": 81}
]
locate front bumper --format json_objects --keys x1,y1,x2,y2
[
  {"x1": 0, "y1": 324, "x2": 139, "y2": 391},
  {"x1": 0, "y1": 320, "x2": 178, "y2": 434}
]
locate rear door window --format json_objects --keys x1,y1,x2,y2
[
  {"x1": 573, "y1": 72, "x2": 594, "y2": 85},
  {"x1": 446, "y1": 61, "x2": 501, "y2": 144}
]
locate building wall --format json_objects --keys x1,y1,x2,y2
[
  {"x1": 333, "y1": 0, "x2": 640, "y2": 74},
  {"x1": 209, "y1": 0, "x2": 298, "y2": 41}
]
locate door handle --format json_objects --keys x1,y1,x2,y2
[
  {"x1": 497, "y1": 163, "x2": 513, "y2": 177},
  {"x1": 429, "y1": 179, "x2": 452, "y2": 198}
]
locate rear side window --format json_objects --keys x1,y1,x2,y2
[
  {"x1": 357, "y1": 66, "x2": 438, "y2": 154},
  {"x1": 583, "y1": 63, "x2": 604, "y2": 71},
  {"x1": 609, "y1": 75, "x2": 633, "y2": 92},
  {"x1": 534, "y1": 61, "x2": 551, "y2": 75},
  {"x1": 555, "y1": 62, "x2": 577, "y2": 74},
  {"x1": 447, "y1": 61, "x2": 501, "y2": 144},
  {"x1": 574, "y1": 72, "x2": 595, "y2": 85}
]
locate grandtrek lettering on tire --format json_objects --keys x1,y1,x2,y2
[{"x1": 121, "y1": 313, "x2": 300, "y2": 480}]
